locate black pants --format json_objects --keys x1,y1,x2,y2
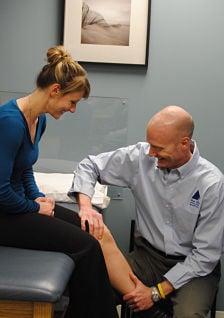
[
  {"x1": 0, "y1": 205, "x2": 117, "y2": 318},
  {"x1": 127, "y1": 237, "x2": 220, "y2": 318}
]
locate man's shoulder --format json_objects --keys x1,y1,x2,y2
[
  {"x1": 114, "y1": 142, "x2": 148, "y2": 153},
  {"x1": 124, "y1": 142, "x2": 149, "y2": 157},
  {"x1": 131, "y1": 142, "x2": 149, "y2": 151},
  {"x1": 198, "y1": 155, "x2": 223, "y2": 183}
]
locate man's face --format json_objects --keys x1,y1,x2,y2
[{"x1": 146, "y1": 125, "x2": 188, "y2": 169}]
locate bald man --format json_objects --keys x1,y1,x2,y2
[{"x1": 69, "y1": 106, "x2": 224, "y2": 317}]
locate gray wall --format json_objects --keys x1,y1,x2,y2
[{"x1": 1, "y1": 0, "x2": 224, "y2": 310}]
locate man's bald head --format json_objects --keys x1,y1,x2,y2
[
  {"x1": 147, "y1": 106, "x2": 194, "y2": 139},
  {"x1": 146, "y1": 106, "x2": 194, "y2": 169}
]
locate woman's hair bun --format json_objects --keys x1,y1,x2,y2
[
  {"x1": 36, "y1": 45, "x2": 90, "y2": 98},
  {"x1": 47, "y1": 45, "x2": 71, "y2": 65}
]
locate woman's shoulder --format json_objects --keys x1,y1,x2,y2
[
  {"x1": 0, "y1": 99, "x2": 20, "y2": 117},
  {"x1": 0, "y1": 98, "x2": 16, "y2": 109},
  {"x1": 0, "y1": 99, "x2": 25, "y2": 130}
]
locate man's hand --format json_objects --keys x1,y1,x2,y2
[
  {"x1": 79, "y1": 207, "x2": 104, "y2": 240},
  {"x1": 123, "y1": 273, "x2": 154, "y2": 312}
]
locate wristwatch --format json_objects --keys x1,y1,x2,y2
[{"x1": 151, "y1": 286, "x2": 161, "y2": 303}]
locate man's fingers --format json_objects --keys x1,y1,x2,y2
[
  {"x1": 79, "y1": 209, "x2": 105, "y2": 239},
  {"x1": 98, "y1": 221, "x2": 104, "y2": 239},
  {"x1": 92, "y1": 218, "x2": 104, "y2": 240},
  {"x1": 123, "y1": 293, "x2": 135, "y2": 302},
  {"x1": 127, "y1": 298, "x2": 141, "y2": 311},
  {"x1": 92, "y1": 217, "x2": 99, "y2": 238},
  {"x1": 129, "y1": 272, "x2": 139, "y2": 285},
  {"x1": 88, "y1": 219, "x2": 94, "y2": 234},
  {"x1": 81, "y1": 218, "x2": 86, "y2": 231}
]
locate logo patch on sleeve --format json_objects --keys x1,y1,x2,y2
[{"x1": 190, "y1": 190, "x2": 200, "y2": 208}]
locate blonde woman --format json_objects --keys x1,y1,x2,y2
[{"x1": 0, "y1": 46, "x2": 117, "y2": 318}]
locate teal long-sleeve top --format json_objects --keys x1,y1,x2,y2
[{"x1": 0, "y1": 99, "x2": 46, "y2": 214}]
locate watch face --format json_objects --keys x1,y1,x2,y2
[
  {"x1": 152, "y1": 287, "x2": 161, "y2": 302},
  {"x1": 152, "y1": 293, "x2": 160, "y2": 302}
]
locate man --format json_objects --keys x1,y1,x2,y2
[{"x1": 68, "y1": 106, "x2": 224, "y2": 317}]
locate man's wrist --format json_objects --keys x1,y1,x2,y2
[
  {"x1": 160, "y1": 280, "x2": 174, "y2": 296},
  {"x1": 78, "y1": 193, "x2": 93, "y2": 210},
  {"x1": 151, "y1": 280, "x2": 174, "y2": 303},
  {"x1": 157, "y1": 283, "x2": 166, "y2": 299}
]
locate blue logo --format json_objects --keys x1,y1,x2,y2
[{"x1": 190, "y1": 190, "x2": 200, "y2": 208}]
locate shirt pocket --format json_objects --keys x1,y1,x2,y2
[{"x1": 172, "y1": 203, "x2": 200, "y2": 245}]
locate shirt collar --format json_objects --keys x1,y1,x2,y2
[{"x1": 176, "y1": 140, "x2": 200, "y2": 178}]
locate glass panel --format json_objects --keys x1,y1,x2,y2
[
  {"x1": 0, "y1": 90, "x2": 25, "y2": 104},
  {"x1": 36, "y1": 96, "x2": 128, "y2": 174}
]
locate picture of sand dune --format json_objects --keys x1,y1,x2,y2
[{"x1": 81, "y1": 0, "x2": 131, "y2": 46}]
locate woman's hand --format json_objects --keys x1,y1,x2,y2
[
  {"x1": 35, "y1": 197, "x2": 55, "y2": 216},
  {"x1": 79, "y1": 207, "x2": 104, "y2": 240}
]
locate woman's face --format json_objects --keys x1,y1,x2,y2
[{"x1": 48, "y1": 90, "x2": 84, "y2": 119}]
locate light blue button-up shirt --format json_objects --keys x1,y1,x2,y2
[{"x1": 69, "y1": 142, "x2": 224, "y2": 289}]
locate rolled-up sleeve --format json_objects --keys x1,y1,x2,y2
[{"x1": 68, "y1": 144, "x2": 140, "y2": 199}]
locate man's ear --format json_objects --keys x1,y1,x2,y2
[
  {"x1": 49, "y1": 83, "x2": 61, "y2": 97},
  {"x1": 181, "y1": 136, "x2": 191, "y2": 149}
]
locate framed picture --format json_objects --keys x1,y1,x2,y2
[{"x1": 63, "y1": 0, "x2": 151, "y2": 65}]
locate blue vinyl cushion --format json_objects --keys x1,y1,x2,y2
[{"x1": 0, "y1": 246, "x2": 74, "y2": 302}]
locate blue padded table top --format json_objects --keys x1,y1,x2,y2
[{"x1": 0, "y1": 246, "x2": 74, "y2": 302}]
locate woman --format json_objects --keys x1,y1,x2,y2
[{"x1": 0, "y1": 46, "x2": 117, "y2": 318}]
